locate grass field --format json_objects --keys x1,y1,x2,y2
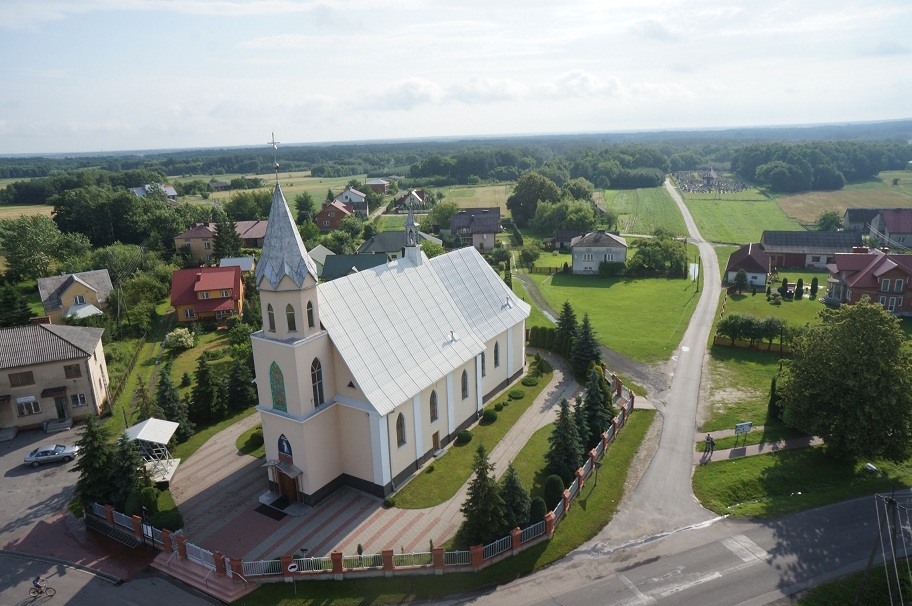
[
  {"x1": 529, "y1": 271, "x2": 700, "y2": 364},
  {"x1": 439, "y1": 184, "x2": 511, "y2": 211},
  {"x1": 0, "y1": 204, "x2": 54, "y2": 219},
  {"x1": 777, "y1": 171, "x2": 912, "y2": 224},
  {"x1": 685, "y1": 198, "x2": 801, "y2": 244},
  {"x1": 604, "y1": 187, "x2": 686, "y2": 235}
]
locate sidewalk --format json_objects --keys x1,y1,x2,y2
[{"x1": 694, "y1": 432, "x2": 823, "y2": 465}]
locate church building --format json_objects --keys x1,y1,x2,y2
[{"x1": 252, "y1": 183, "x2": 530, "y2": 505}]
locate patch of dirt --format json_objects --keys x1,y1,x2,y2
[{"x1": 619, "y1": 410, "x2": 663, "y2": 503}]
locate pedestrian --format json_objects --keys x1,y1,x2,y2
[{"x1": 705, "y1": 434, "x2": 714, "y2": 454}]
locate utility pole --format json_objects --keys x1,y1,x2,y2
[{"x1": 856, "y1": 464, "x2": 903, "y2": 605}]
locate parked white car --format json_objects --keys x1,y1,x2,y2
[{"x1": 24, "y1": 444, "x2": 80, "y2": 467}]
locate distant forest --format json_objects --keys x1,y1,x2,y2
[{"x1": 1, "y1": 121, "x2": 911, "y2": 206}]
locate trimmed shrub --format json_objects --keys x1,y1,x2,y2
[
  {"x1": 383, "y1": 497, "x2": 396, "y2": 508},
  {"x1": 494, "y1": 402, "x2": 504, "y2": 412},
  {"x1": 150, "y1": 509, "x2": 183, "y2": 531},
  {"x1": 248, "y1": 426, "x2": 264, "y2": 447},
  {"x1": 456, "y1": 430, "x2": 473, "y2": 445},
  {"x1": 508, "y1": 389, "x2": 525, "y2": 400},
  {"x1": 521, "y1": 376, "x2": 539, "y2": 387},
  {"x1": 482, "y1": 409, "x2": 498, "y2": 423},
  {"x1": 543, "y1": 474, "x2": 565, "y2": 510},
  {"x1": 529, "y1": 496, "x2": 547, "y2": 523}
]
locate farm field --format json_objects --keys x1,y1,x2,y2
[
  {"x1": 776, "y1": 171, "x2": 912, "y2": 223},
  {"x1": 0, "y1": 203, "x2": 54, "y2": 219},
  {"x1": 684, "y1": 197, "x2": 801, "y2": 245},
  {"x1": 528, "y1": 271, "x2": 699, "y2": 364},
  {"x1": 604, "y1": 187, "x2": 686, "y2": 236},
  {"x1": 438, "y1": 184, "x2": 511, "y2": 211}
]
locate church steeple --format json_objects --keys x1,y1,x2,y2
[
  {"x1": 255, "y1": 182, "x2": 318, "y2": 290},
  {"x1": 403, "y1": 203, "x2": 423, "y2": 265}
]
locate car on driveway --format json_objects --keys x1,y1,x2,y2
[{"x1": 24, "y1": 444, "x2": 80, "y2": 467}]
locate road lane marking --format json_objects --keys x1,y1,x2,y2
[
  {"x1": 722, "y1": 535, "x2": 770, "y2": 563},
  {"x1": 619, "y1": 574, "x2": 657, "y2": 605}
]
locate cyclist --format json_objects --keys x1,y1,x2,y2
[{"x1": 32, "y1": 576, "x2": 46, "y2": 593}]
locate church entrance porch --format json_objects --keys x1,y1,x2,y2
[{"x1": 264, "y1": 459, "x2": 304, "y2": 505}]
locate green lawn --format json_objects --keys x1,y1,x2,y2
[
  {"x1": 605, "y1": 187, "x2": 687, "y2": 236},
  {"x1": 529, "y1": 272, "x2": 699, "y2": 363},
  {"x1": 797, "y1": 559, "x2": 912, "y2": 606},
  {"x1": 692, "y1": 446, "x2": 909, "y2": 518},
  {"x1": 703, "y1": 346, "x2": 781, "y2": 431},
  {"x1": 234, "y1": 409, "x2": 655, "y2": 606},
  {"x1": 684, "y1": 197, "x2": 801, "y2": 244},
  {"x1": 392, "y1": 363, "x2": 552, "y2": 509}
]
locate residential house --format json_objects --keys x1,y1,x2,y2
[
  {"x1": 209, "y1": 181, "x2": 230, "y2": 192},
  {"x1": 554, "y1": 229, "x2": 587, "y2": 251},
  {"x1": 449, "y1": 208, "x2": 501, "y2": 251},
  {"x1": 357, "y1": 230, "x2": 442, "y2": 261},
  {"x1": 869, "y1": 209, "x2": 912, "y2": 249},
  {"x1": 725, "y1": 243, "x2": 770, "y2": 286},
  {"x1": 826, "y1": 247, "x2": 912, "y2": 315},
  {"x1": 570, "y1": 231, "x2": 628, "y2": 275},
  {"x1": 252, "y1": 183, "x2": 529, "y2": 505},
  {"x1": 365, "y1": 179, "x2": 389, "y2": 194},
  {"x1": 219, "y1": 257, "x2": 256, "y2": 274},
  {"x1": 37, "y1": 270, "x2": 113, "y2": 324},
  {"x1": 395, "y1": 190, "x2": 428, "y2": 212},
  {"x1": 843, "y1": 208, "x2": 885, "y2": 232},
  {"x1": 171, "y1": 266, "x2": 244, "y2": 323},
  {"x1": 760, "y1": 230, "x2": 863, "y2": 270},
  {"x1": 314, "y1": 201, "x2": 353, "y2": 233},
  {"x1": 320, "y1": 254, "x2": 387, "y2": 282},
  {"x1": 129, "y1": 183, "x2": 178, "y2": 202},
  {"x1": 174, "y1": 221, "x2": 268, "y2": 263},
  {"x1": 333, "y1": 186, "x2": 368, "y2": 215},
  {"x1": 0, "y1": 324, "x2": 109, "y2": 431},
  {"x1": 308, "y1": 245, "x2": 335, "y2": 278}
]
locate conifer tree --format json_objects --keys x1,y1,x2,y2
[
  {"x1": 499, "y1": 463, "x2": 531, "y2": 530},
  {"x1": 71, "y1": 414, "x2": 114, "y2": 506},
  {"x1": 573, "y1": 397, "x2": 589, "y2": 455},
  {"x1": 546, "y1": 398, "x2": 583, "y2": 484},
  {"x1": 554, "y1": 300, "x2": 577, "y2": 354},
  {"x1": 227, "y1": 357, "x2": 258, "y2": 410},
  {"x1": 109, "y1": 433, "x2": 142, "y2": 510},
  {"x1": 213, "y1": 217, "x2": 242, "y2": 261},
  {"x1": 459, "y1": 445, "x2": 507, "y2": 547},
  {"x1": 570, "y1": 313, "x2": 601, "y2": 376},
  {"x1": 133, "y1": 383, "x2": 162, "y2": 423},
  {"x1": 582, "y1": 368, "x2": 615, "y2": 447},
  {"x1": 190, "y1": 353, "x2": 225, "y2": 425},
  {"x1": 155, "y1": 371, "x2": 195, "y2": 442},
  {"x1": 0, "y1": 281, "x2": 32, "y2": 327}
]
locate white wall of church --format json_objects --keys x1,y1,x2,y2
[
  {"x1": 452, "y1": 359, "x2": 480, "y2": 429},
  {"x1": 388, "y1": 400, "x2": 416, "y2": 479},
  {"x1": 332, "y1": 348, "x2": 367, "y2": 401}
]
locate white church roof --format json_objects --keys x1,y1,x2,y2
[{"x1": 319, "y1": 253, "x2": 487, "y2": 416}]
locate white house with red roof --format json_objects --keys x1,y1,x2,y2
[
  {"x1": 725, "y1": 243, "x2": 770, "y2": 285},
  {"x1": 332, "y1": 186, "x2": 368, "y2": 215},
  {"x1": 170, "y1": 266, "x2": 244, "y2": 323},
  {"x1": 826, "y1": 247, "x2": 912, "y2": 314},
  {"x1": 869, "y1": 209, "x2": 912, "y2": 249}
]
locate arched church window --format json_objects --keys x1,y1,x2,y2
[
  {"x1": 430, "y1": 390, "x2": 438, "y2": 422},
  {"x1": 481, "y1": 352, "x2": 486, "y2": 377},
  {"x1": 307, "y1": 301, "x2": 315, "y2": 328},
  {"x1": 494, "y1": 342, "x2": 500, "y2": 367},
  {"x1": 311, "y1": 358, "x2": 325, "y2": 407},
  {"x1": 396, "y1": 413, "x2": 406, "y2": 447},
  {"x1": 267, "y1": 304, "x2": 276, "y2": 332},
  {"x1": 270, "y1": 362, "x2": 286, "y2": 412},
  {"x1": 286, "y1": 304, "x2": 297, "y2": 332},
  {"x1": 461, "y1": 370, "x2": 469, "y2": 400}
]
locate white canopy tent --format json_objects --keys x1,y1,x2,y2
[{"x1": 124, "y1": 418, "x2": 179, "y2": 480}]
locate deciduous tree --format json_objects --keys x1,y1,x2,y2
[
  {"x1": 506, "y1": 172, "x2": 560, "y2": 227},
  {"x1": 816, "y1": 210, "x2": 843, "y2": 231},
  {"x1": 779, "y1": 298, "x2": 912, "y2": 461}
]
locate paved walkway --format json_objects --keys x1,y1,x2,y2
[{"x1": 695, "y1": 434, "x2": 823, "y2": 465}]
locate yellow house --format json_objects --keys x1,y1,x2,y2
[
  {"x1": 0, "y1": 324, "x2": 110, "y2": 431},
  {"x1": 170, "y1": 266, "x2": 244, "y2": 323},
  {"x1": 252, "y1": 183, "x2": 529, "y2": 506},
  {"x1": 37, "y1": 270, "x2": 113, "y2": 324}
]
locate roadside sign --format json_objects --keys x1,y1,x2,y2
[
  {"x1": 287, "y1": 562, "x2": 299, "y2": 573},
  {"x1": 735, "y1": 422, "x2": 752, "y2": 435}
]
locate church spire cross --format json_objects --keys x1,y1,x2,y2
[{"x1": 267, "y1": 132, "x2": 281, "y2": 181}]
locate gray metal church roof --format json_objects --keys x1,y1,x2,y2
[{"x1": 255, "y1": 183, "x2": 318, "y2": 289}]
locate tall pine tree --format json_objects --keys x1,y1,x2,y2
[
  {"x1": 190, "y1": 353, "x2": 225, "y2": 425},
  {"x1": 109, "y1": 433, "x2": 142, "y2": 510},
  {"x1": 133, "y1": 383, "x2": 162, "y2": 423},
  {"x1": 213, "y1": 217, "x2": 242, "y2": 261},
  {"x1": 546, "y1": 398, "x2": 583, "y2": 484},
  {"x1": 71, "y1": 414, "x2": 113, "y2": 506},
  {"x1": 570, "y1": 313, "x2": 601, "y2": 377},
  {"x1": 459, "y1": 445, "x2": 507, "y2": 547},
  {"x1": 573, "y1": 397, "x2": 589, "y2": 455},
  {"x1": 499, "y1": 463, "x2": 531, "y2": 530},
  {"x1": 0, "y1": 282, "x2": 32, "y2": 327},
  {"x1": 554, "y1": 300, "x2": 578, "y2": 356},
  {"x1": 227, "y1": 357, "x2": 258, "y2": 410},
  {"x1": 155, "y1": 371, "x2": 194, "y2": 442},
  {"x1": 582, "y1": 368, "x2": 615, "y2": 448}
]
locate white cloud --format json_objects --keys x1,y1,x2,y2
[{"x1": 537, "y1": 70, "x2": 625, "y2": 99}]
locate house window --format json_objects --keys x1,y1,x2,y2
[
  {"x1": 880, "y1": 295, "x2": 887, "y2": 306},
  {"x1": 286, "y1": 304, "x2": 297, "y2": 332},
  {"x1": 70, "y1": 393, "x2": 87, "y2": 407},
  {"x1": 204, "y1": 241, "x2": 211, "y2": 249},
  {"x1": 430, "y1": 391, "x2": 438, "y2": 422},
  {"x1": 882, "y1": 279, "x2": 891, "y2": 291},
  {"x1": 221, "y1": 289, "x2": 231, "y2": 297},
  {"x1": 889, "y1": 297, "x2": 897, "y2": 312},
  {"x1": 307, "y1": 301, "x2": 315, "y2": 328},
  {"x1": 396, "y1": 413, "x2": 406, "y2": 447},
  {"x1": 17, "y1": 400, "x2": 40, "y2": 416},
  {"x1": 215, "y1": 310, "x2": 231, "y2": 319},
  {"x1": 200, "y1": 291, "x2": 210, "y2": 299},
  {"x1": 74, "y1": 295, "x2": 86, "y2": 305},
  {"x1": 481, "y1": 352, "x2": 486, "y2": 377},
  {"x1": 64, "y1": 364, "x2": 81, "y2": 378},
  {"x1": 323, "y1": 221, "x2": 330, "y2": 227},
  {"x1": 494, "y1": 342, "x2": 500, "y2": 368},
  {"x1": 311, "y1": 358, "x2": 325, "y2": 407},
  {"x1": 461, "y1": 370, "x2": 468, "y2": 400},
  {"x1": 9, "y1": 371, "x2": 34, "y2": 387},
  {"x1": 270, "y1": 362, "x2": 286, "y2": 412},
  {"x1": 584, "y1": 253, "x2": 594, "y2": 261},
  {"x1": 329, "y1": 212, "x2": 335, "y2": 217},
  {"x1": 267, "y1": 304, "x2": 276, "y2": 332},
  {"x1": 206, "y1": 254, "x2": 212, "y2": 262},
  {"x1": 896, "y1": 279, "x2": 905, "y2": 292},
  {"x1": 184, "y1": 308, "x2": 195, "y2": 319}
]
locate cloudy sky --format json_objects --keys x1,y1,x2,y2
[{"x1": 1, "y1": 0, "x2": 910, "y2": 155}]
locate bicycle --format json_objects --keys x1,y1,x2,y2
[{"x1": 29, "y1": 581, "x2": 56, "y2": 597}]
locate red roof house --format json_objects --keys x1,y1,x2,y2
[
  {"x1": 826, "y1": 247, "x2": 912, "y2": 314},
  {"x1": 171, "y1": 266, "x2": 244, "y2": 323}
]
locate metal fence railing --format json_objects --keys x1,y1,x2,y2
[
  {"x1": 243, "y1": 559, "x2": 281, "y2": 577},
  {"x1": 112, "y1": 510, "x2": 133, "y2": 529},
  {"x1": 186, "y1": 543, "x2": 216, "y2": 570},
  {"x1": 91, "y1": 503, "x2": 105, "y2": 517},
  {"x1": 392, "y1": 552, "x2": 433, "y2": 568},
  {"x1": 444, "y1": 551, "x2": 471, "y2": 566},
  {"x1": 342, "y1": 554, "x2": 382, "y2": 569},
  {"x1": 294, "y1": 556, "x2": 332, "y2": 572},
  {"x1": 483, "y1": 536, "x2": 512, "y2": 560},
  {"x1": 521, "y1": 521, "x2": 545, "y2": 543}
]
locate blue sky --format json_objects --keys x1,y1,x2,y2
[{"x1": 1, "y1": 0, "x2": 910, "y2": 155}]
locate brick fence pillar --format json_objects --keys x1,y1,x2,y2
[
  {"x1": 469, "y1": 545, "x2": 484, "y2": 571},
  {"x1": 589, "y1": 448, "x2": 598, "y2": 468},
  {"x1": 103, "y1": 504, "x2": 115, "y2": 526},
  {"x1": 214, "y1": 551, "x2": 226, "y2": 576},
  {"x1": 432, "y1": 547, "x2": 445, "y2": 575},
  {"x1": 280, "y1": 555, "x2": 294, "y2": 580},
  {"x1": 544, "y1": 511, "x2": 556, "y2": 537},
  {"x1": 131, "y1": 514, "x2": 143, "y2": 541},
  {"x1": 230, "y1": 558, "x2": 244, "y2": 578},
  {"x1": 176, "y1": 534, "x2": 188, "y2": 560},
  {"x1": 575, "y1": 468, "x2": 585, "y2": 491},
  {"x1": 562, "y1": 488, "x2": 571, "y2": 513},
  {"x1": 510, "y1": 527, "x2": 522, "y2": 554},
  {"x1": 331, "y1": 551, "x2": 344, "y2": 580},
  {"x1": 616, "y1": 377, "x2": 623, "y2": 396},
  {"x1": 161, "y1": 529, "x2": 173, "y2": 552},
  {"x1": 382, "y1": 549, "x2": 394, "y2": 577},
  {"x1": 629, "y1": 392, "x2": 635, "y2": 409}
]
